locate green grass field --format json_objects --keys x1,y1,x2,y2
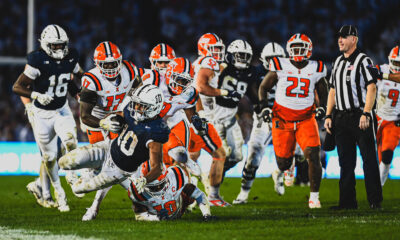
[{"x1": 0, "y1": 176, "x2": 399, "y2": 240}]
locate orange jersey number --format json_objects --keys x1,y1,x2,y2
[
  {"x1": 153, "y1": 200, "x2": 177, "y2": 216},
  {"x1": 388, "y1": 89, "x2": 399, "y2": 107},
  {"x1": 104, "y1": 93, "x2": 126, "y2": 111},
  {"x1": 286, "y1": 77, "x2": 310, "y2": 98},
  {"x1": 159, "y1": 102, "x2": 172, "y2": 118}
]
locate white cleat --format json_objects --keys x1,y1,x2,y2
[
  {"x1": 185, "y1": 159, "x2": 201, "y2": 177},
  {"x1": 135, "y1": 212, "x2": 160, "y2": 221},
  {"x1": 233, "y1": 190, "x2": 249, "y2": 205},
  {"x1": 82, "y1": 207, "x2": 98, "y2": 221},
  {"x1": 272, "y1": 170, "x2": 285, "y2": 196},
  {"x1": 65, "y1": 172, "x2": 85, "y2": 198},
  {"x1": 42, "y1": 198, "x2": 58, "y2": 208},
  {"x1": 26, "y1": 181, "x2": 43, "y2": 206},
  {"x1": 284, "y1": 164, "x2": 295, "y2": 187},
  {"x1": 309, "y1": 199, "x2": 321, "y2": 209},
  {"x1": 55, "y1": 189, "x2": 70, "y2": 212}
]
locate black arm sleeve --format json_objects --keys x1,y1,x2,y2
[
  {"x1": 68, "y1": 81, "x2": 81, "y2": 98},
  {"x1": 80, "y1": 88, "x2": 98, "y2": 105}
]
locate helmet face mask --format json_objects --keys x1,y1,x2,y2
[
  {"x1": 227, "y1": 40, "x2": 253, "y2": 69},
  {"x1": 128, "y1": 85, "x2": 164, "y2": 122},
  {"x1": 94, "y1": 41, "x2": 122, "y2": 79},
  {"x1": 144, "y1": 178, "x2": 169, "y2": 197},
  {"x1": 389, "y1": 46, "x2": 400, "y2": 73},
  {"x1": 166, "y1": 58, "x2": 194, "y2": 95},
  {"x1": 40, "y1": 25, "x2": 69, "y2": 59},
  {"x1": 198, "y1": 33, "x2": 225, "y2": 63},
  {"x1": 286, "y1": 34, "x2": 312, "y2": 62}
]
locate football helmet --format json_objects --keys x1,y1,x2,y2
[
  {"x1": 388, "y1": 46, "x2": 400, "y2": 73},
  {"x1": 141, "y1": 161, "x2": 168, "y2": 197},
  {"x1": 165, "y1": 57, "x2": 194, "y2": 95},
  {"x1": 286, "y1": 33, "x2": 312, "y2": 62},
  {"x1": 227, "y1": 40, "x2": 253, "y2": 69},
  {"x1": 128, "y1": 85, "x2": 164, "y2": 121},
  {"x1": 260, "y1": 42, "x2": 286, "y2": 69},
  {"x1": 149, "y1": 43, "x2": 176, "y2": 75},
  {"x1": 198, "y1": 33, "x2": 225, "y2": 62},
  {"x1": 39, "y1": 24, "x2": 69, "y2": 59},
  {"x1": 93, "y1": 41, "x2": 122, "y2": 79}
]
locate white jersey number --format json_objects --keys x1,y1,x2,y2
[
  {"x1": 221, "y1": 76, "x2": 247, "y2": 97},
  {"x1": 117, "y1": 128, "x2": 138, "y2": 156},
  {"x1": 45, "y1": 73, "x2": 70, "y2": 97}
]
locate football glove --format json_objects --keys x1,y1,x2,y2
[
  {"x1": 99, "y1": 114, "x2": 123, "y2": 133},
  {"x1": 226, "y1": 90, "x2": 241, "y2": 99},
  {"x1": 31, "y1": 91, "x2": 53, "y2": 105},
  {"x1": 315, "y1": 107, "x2": 326, "y2": 121},
  {"x1": 395, "y1": 120, "x2": 400, "y2": 127},
  {"x1": 24, "y1": 102, "x2": 35, "y2": 123},
  {"x1": 130, "y1": 176, "x2": 147, "y2": 194},
  {"x1": 367, "y1": 65, "x2": 383, "y2": 79},
  {"x1": 259, "y1": 107, "x2": 273, "y2": 123},
  {"x1": 191, "y1": 115, "x2": 208, "y2": 136}
]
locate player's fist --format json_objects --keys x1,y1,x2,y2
[
  {"x1": 99, "y1": 114, "x2": 123, "y2": 133},
  {"x1": 367, "y1": 65, "x2": 383, "y2": 80},
  {"x1": 259, "y1": 107, "x2": 272, "y2": 123},
  {"x1": 315, "y1": 107, "x2": 326, "y2": 120},
  {"x1": 395, "y1": 120, "x2": 400, "y2": 127},
  {"x1": 31, "y1": 91, "x2": 53, "y2": 105},
  {"x1": 191, "y1": 115, "x2": 208, "y2": 135},
  {"x1": 130, "y1": 176, "x2": 147, "y2": 194},
  {"x1": 227, "y1": 90, "x2": 241, "y2": 99}
]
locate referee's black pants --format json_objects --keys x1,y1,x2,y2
[{"x1": 334, "y1": 110, "x2": 383, "y2": 207}]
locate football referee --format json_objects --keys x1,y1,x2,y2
[{"x1": 324, "y1": 25, "x2": 383, "y2": 210}]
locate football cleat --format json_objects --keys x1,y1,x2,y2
[
  {"x1": 54, "y1": 188, "x2": 70, "y2": 212},
  {"x1": 272, "y1": 169, "x2": 285, "y2": 195},
  {"x1": 65, "y1": 172, "x2": 85, "y2": 198},
  {"x1": 232, "y1": 190, "x2": 249, "y2": 205},
  {"x1": 309, "y1": 199, "x2": 321, "y2": 209},
  {"x1": 208, "y1": 196, "x2": 231, "y2": 207},
  {"x1": 42, "y1": 197, "x2": 58, "y2": 208},
  {"x1": 185, "y1": 159, "x2": 201, "y2": 177},
  {"x1": 82, "y1": 207, "x2": 98, "y2": 221},
  {"x1": 135, "y1": 212, "x2": 160, "y2": 221},
  {"x1": 26, "y1": 181, "x2": 43, "y2": 206}
]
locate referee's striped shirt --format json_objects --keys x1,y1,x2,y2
[{"x1": 329, "y1": 49, "x2": 376, "y2": 111}]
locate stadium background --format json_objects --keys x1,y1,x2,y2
[{"x1": 0, "y1": 0, "x2": 400, "y2": 178}]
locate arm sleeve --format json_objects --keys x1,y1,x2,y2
[
  {"x1": 67, "y1": 80, "x2": 80, "y2": 97},
  {"x1": 361, "y1": 57, "x2": 376, "y2": 86},
  {"x1": 23, "y1": 64, "x2": 41, "y2": 80}
]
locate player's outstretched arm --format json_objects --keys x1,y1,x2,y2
[
  {"x1": 80, "y1": 88, "x2": 101, "y2": 128},
  {"x1": 146, "y1": 142, "x2": 163, "y2": 183}
]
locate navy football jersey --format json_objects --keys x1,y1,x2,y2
[
  {"x1": 248, "y1": 64, "x2": 275, "y2": 108},
  {"x1": 216, "y1": 64, "x2": 259, "y2": 108},
  {"x1": 27, "y1": 48, "x2": 79, "y2": 110},
  {"x1": 110, "y1": 105, "x2": 170, "y2": 172}
]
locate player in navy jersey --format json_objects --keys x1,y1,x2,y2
[
  {"x1": 59, "y1": 85, "x2": 170, "y2": 198},
  {"x1": 13, "y1": 24, "x2": 84, "y2": 212}
]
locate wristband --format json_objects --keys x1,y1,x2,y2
[
  {"x1": 383, "y1": 73, "x2": 389, "y2": 80},
  {"x1": 220, "y1": 89, "x2": 228, "y2": 96},
  {"x1": 362, "y1": 112, "x2": 370, "y2": 118},
  {"x1": 325, "y1": 115, "x2": 332, "y2": 120}
]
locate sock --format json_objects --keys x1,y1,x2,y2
[
  {"x1": 210, "y1": 185, "x2": 220, "y2": 198},
  {"x1": 310, "y1": 192, "x2": 319, "y2": 200},
  {"x1": 380, "y1": 163, "x2": 390, "y2": 186}
]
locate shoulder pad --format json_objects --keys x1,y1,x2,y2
[
  {"x1": 181, "y1": 86, "x2": 199, "y2": 105},
  {"x1": 82, "y1": 71, "x2": 103, "y2": 91},
  {"x1": 168, "y1": 166, "x2": 187, "y2": 190},
  {"x1": 269, "y1": 57, "x2": 283, "y2": 71},
  {"x1": 198, "y1": 56, "x2": 220, "y2": 71},
  {"x1": 68, "y1": 48, "x2": 80, "y2": 62},
  {"x1": 26, "y1": 50, "x2": 46, "y2": 69},
  {"x1": 141, "y1": 70, "x2": 161, "y2": 86}
]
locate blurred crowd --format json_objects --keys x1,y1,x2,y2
[{"x1": 1, "y1": 0, "x2": 400, "y2": 142}]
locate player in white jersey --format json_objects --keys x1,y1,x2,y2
[
  {"x1": 374, "y1": 46, "x2": 400, "y2": 186},
  {"x1": 190, "y1": 33, "x2": 240, "y2": 207},
  {"x1": 129, "y1": 163, "x2": 215, "y2": 221},
  {"x1": 141, "y1": 57, "x2": 201, "y2": 175},
  {"x1": 258, "y1": 34, "x2": 328, "y2": 208},
  {"x1": 76, "y1": 41, "x2": 143, "y2": 220},
  {"x1": 233, "y1": 42, "x2": 286, "y2": 204},
  {"x1": 13, "y1": 25, "x2": 84, "y2": 212}
]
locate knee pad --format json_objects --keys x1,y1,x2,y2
[
  {"x1": 168, "y1": 147, "x2": 188, "y2": 164},
  {"x1": 382, "y1": 150, "x2": 394, "y2": 165}
]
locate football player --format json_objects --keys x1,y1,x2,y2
[
  {"x1": 233, "y1": 42, "x2": 286, "y2": 204},
  {"x1": 129, "y1": 163, "x2": 215, "y2": 221},
  {"x1": 214, "y1": 39, "x2": 259, "y2": 174},
  {"x1": 373, "y1": 46, "x2": 400, "y2": 186},
  {"x1": 59, "y1": 85, "x2": 169, "y2": 197},
  {"x1": 190, "y1": 33, "x2": 238, "y2": 207},
  {"x1": 149, "y1": 43, "x2": 176, "y2": 75},
  {"x1": 258, "y1": 34, "x2": 328, "y2": 208},
  {"x1": 13, "y1": 24, "x2": 83, "y2": 212},
  {"x1": 77, "y1": 41, "x2": 144, "y2": 220},
  {"x1": 141, "y1": 57, "x2": 201, "y2": 175}
]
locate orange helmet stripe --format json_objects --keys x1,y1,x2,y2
[
  {"x1": 171, "y1": 166, "x2": 185, "y2": 189},
  {"x1": 130, "y1": 182, "x2": 146, "y2": 201}
]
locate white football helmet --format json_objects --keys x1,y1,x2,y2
[
  {"x1": 128, "y1": 85, "x2": 164, "y2": 122},
  {"x1": 39, "y1": 24, "x2": 69, "y2": 59},
  {"x1": 260, "y1": 42, "x2": 286, "y2": 69},
  {"x1": 227, "y1": 40, "x2": 253, "y2": 69}
]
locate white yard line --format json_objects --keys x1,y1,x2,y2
[{"x1": 0, "y1": 226, "x2": 102, "y2": 240}]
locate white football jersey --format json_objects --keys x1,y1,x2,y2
[
  {"x1": 376, "y1": 64, "x2": 400, "y2": 121},
  {"x1": 129, "y1": 166, "x2": 189, "y2": 219},
  {"x1": 193, "y1": 56, "x2": 221, "y2": 120},
  {"x1": 81, "y1": 60, "x2": 141, "y2": 131},
  {"x1": 142, "y1": 70, "x2": 199, "y2": 128},
  {"x1": 270, "y1": 57, "x2": 327, "y2": 110}
]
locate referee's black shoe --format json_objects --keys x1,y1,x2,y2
[{"x1": 370, "y1": 202, "x2": 382, "y2": 210}]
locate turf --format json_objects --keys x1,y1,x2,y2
[{"x1": 0, "y1": 176, "x2": 399, "y2": 240}]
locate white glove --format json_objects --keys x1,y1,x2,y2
[
  {"x1": 99, "y1": 114, "x2": 123, "y2": 132},
  {"x1": 130, "y1": 176, "x2": 147, "y2": 194},
  {"x1": 31, "y1": 91, "x2": 53, "y2": 105},
  {"x1": 24, "y1": 102, "x2": 35, "y2": 123}
]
